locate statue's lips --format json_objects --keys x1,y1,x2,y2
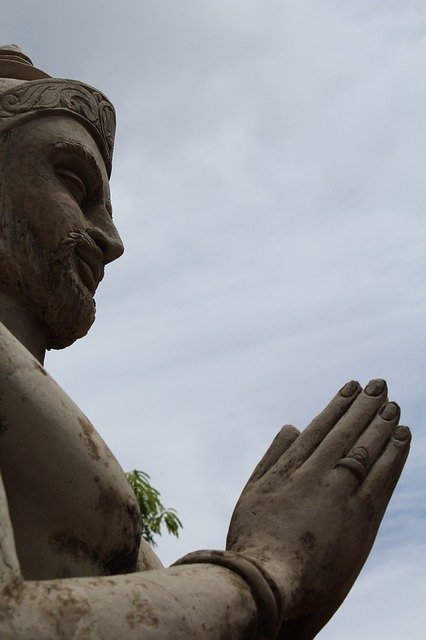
[{"x1": 74, "y1": 244, "x2": 104, "y2": 295}]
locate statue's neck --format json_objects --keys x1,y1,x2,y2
[{"x1": 0, "y1": 289, "x2": 47, "y2": 364}]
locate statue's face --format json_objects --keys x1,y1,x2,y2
[{"x1": 0, "y1": 115, "x2": 124, "y2": 348}]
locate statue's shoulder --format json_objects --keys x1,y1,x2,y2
[{"x1": 0, "y1": 320, "x2": 142, "y2": 580}]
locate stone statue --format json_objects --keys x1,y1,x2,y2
[{"x1": 0, "y1": 46, "x2": 411, "y2": 639}]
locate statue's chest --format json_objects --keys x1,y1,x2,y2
[{"x1": 0, "y1": 331, "x2": 141, "y2": 579}]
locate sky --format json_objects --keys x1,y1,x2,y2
[{"x1": 2, "y1": 1, "x2": 425, "y2": 637}]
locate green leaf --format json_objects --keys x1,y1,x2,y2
[{"x1": 126, "y1": 470, "x2": 183, "y2": 547}]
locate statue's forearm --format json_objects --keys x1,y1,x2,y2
[
  {"x1": 3, "y1": 565, "x2": 258, "y2": 640},
  {"x1": 1, "y1": 466, "x2": 258, "y2": 639}
]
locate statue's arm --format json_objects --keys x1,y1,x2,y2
[
  {"x1": 137, "y1": 537, "x2": 164, "y2": 570},
  {"x1": 0, "y1": 471, "x2": 257, "y2": 640},
  {"x1": 4, "y1": 566, "x2": 258, "y2": 639}
]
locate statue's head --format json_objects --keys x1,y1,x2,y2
[{"x1": 0, "y1": 45, "x2": 124, "y2": 349}]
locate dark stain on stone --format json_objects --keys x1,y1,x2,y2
[
  {"x1": 95, "y1": 484, "x2": 140, "y2": 575},
  {"x1": 49, "y1": 531, "x2": 97, "y2": 564},
  {"x1": 126, "y1": 593, "x2": 159, "y2": 629},
  {"x1": 54, "y1": 585, "x2": 92, "y2": 636},
  {"x1": 60, "y1": 566, "x2": 71, "y2": 579},
  {"x1": 300, "y1": 531, "x2": 317, "y2": 551},
  {"x1": 98, "y1": 484, "x2": 122, "y2": 517},
  {"x1": 319, "y1": 559, "x2": 336, "y2": 577},
  {"x1": 0, "y1": 416, "x2": 8, "y2": 435},
  {"x1": 78, "y1": 416, "x2": 100, "y2": 461},
  {"x1": 294, "y1": 549, "x2": 304, "y2": 564},
  {"x1": 126, "y1": 499, "x2": 138, "y2": 518},
  {"x1": 104, "y1": 540, "x2": 139, "y2": 576}
]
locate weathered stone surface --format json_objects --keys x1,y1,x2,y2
[{"x1": 0, "y1": 46, "x2": 411, "y2": 639}]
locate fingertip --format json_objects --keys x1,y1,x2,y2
[
  {"x1": 339, "y1": 380, "x2": 361, "y2": 398},
  {"x1": 378, "y1": 401, "x2": 400, "y2": 422},
  {"x1": 365, "y1": 379, "x2": 387, "y2": 397},
  {"x1": 392, "y1": 425, "x2": 411, "y2": 444},
  {"x1": 278, "y1": 424, "x2": 300, "y2": 438}
]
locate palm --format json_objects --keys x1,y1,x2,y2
[{"x1": 227, "y1": 380, "x2": 410, "y2": 636}]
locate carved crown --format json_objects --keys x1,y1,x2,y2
[{"x1": 0, "y1": 46, "x2": 115, "y2": 176}]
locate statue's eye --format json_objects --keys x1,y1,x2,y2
[{"x1": 57, "y1": 169, "x2": 87, "y2": 207}]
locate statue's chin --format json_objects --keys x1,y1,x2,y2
[
  {"x1": 0, "y1": 252, "x2": 97, "y2": 351},
  {"x1": 44, "y1": 291, "x2": 96, "y2": 350},
  {"x1": 41, "y1": 271, "x2": 97, "y2": 350}
]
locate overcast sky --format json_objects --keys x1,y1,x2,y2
[{"x1": 2, "y1": 1, "x2": 425, "y2": 637}]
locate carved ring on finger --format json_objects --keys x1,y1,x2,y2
[{"x1": 334, "y1": 446, "x2": 370, "y2": 482}]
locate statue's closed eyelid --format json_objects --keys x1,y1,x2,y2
[{"x1": 56, "y1": 168, "x2": 87, "y2": 205}]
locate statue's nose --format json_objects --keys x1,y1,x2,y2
[{"x1": 87, "y1": 223, "x2": 124, "y2": 265}]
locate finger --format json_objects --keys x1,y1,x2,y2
[
  {"x1": 309, "y1": 379, "x2": 388, "y2": 470},
  {"x1": 330, "y1": 400, "x2": 400, "y2": 492},
  {"x1": 247, "y1": 425, "x2": 300, "y2": 484},
  {"x1": 271, "y1": 380, "x2": 361, "y2": 477},
  {"x1": 359, "y1": 426, "x2": 411, "y2": 518}
]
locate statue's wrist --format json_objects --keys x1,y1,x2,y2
[{"x1": 173, "y1": 550, "x2": 282, "y2": 640}]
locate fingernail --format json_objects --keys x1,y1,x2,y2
[
  {"x1": 379, "y1": 402, "x2": 400, "y2": 421},
  {"x1": 339, "y1": 380, "x2": 360, "y2": 397},
  {"x1": 393, "y1": 426, "x2": 411, "y2": 443},
  {"x1": 365, "y1": 379, "x2": 387, "y2": 397}
]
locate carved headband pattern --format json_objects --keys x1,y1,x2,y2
[{"x1": 0, "y1": 79, "x2": 115, "y2": 175}]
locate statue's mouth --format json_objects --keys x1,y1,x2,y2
[
  {"x1": 52, "y1": 231, "x2": 105, "y2": 296},
  {"x1": 74, "y1": 244, "x2": 104, "y2": 295}
]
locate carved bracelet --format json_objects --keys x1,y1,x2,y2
[{"x1": 173, "y1": 550, "x2": 281, "y2": 640}]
